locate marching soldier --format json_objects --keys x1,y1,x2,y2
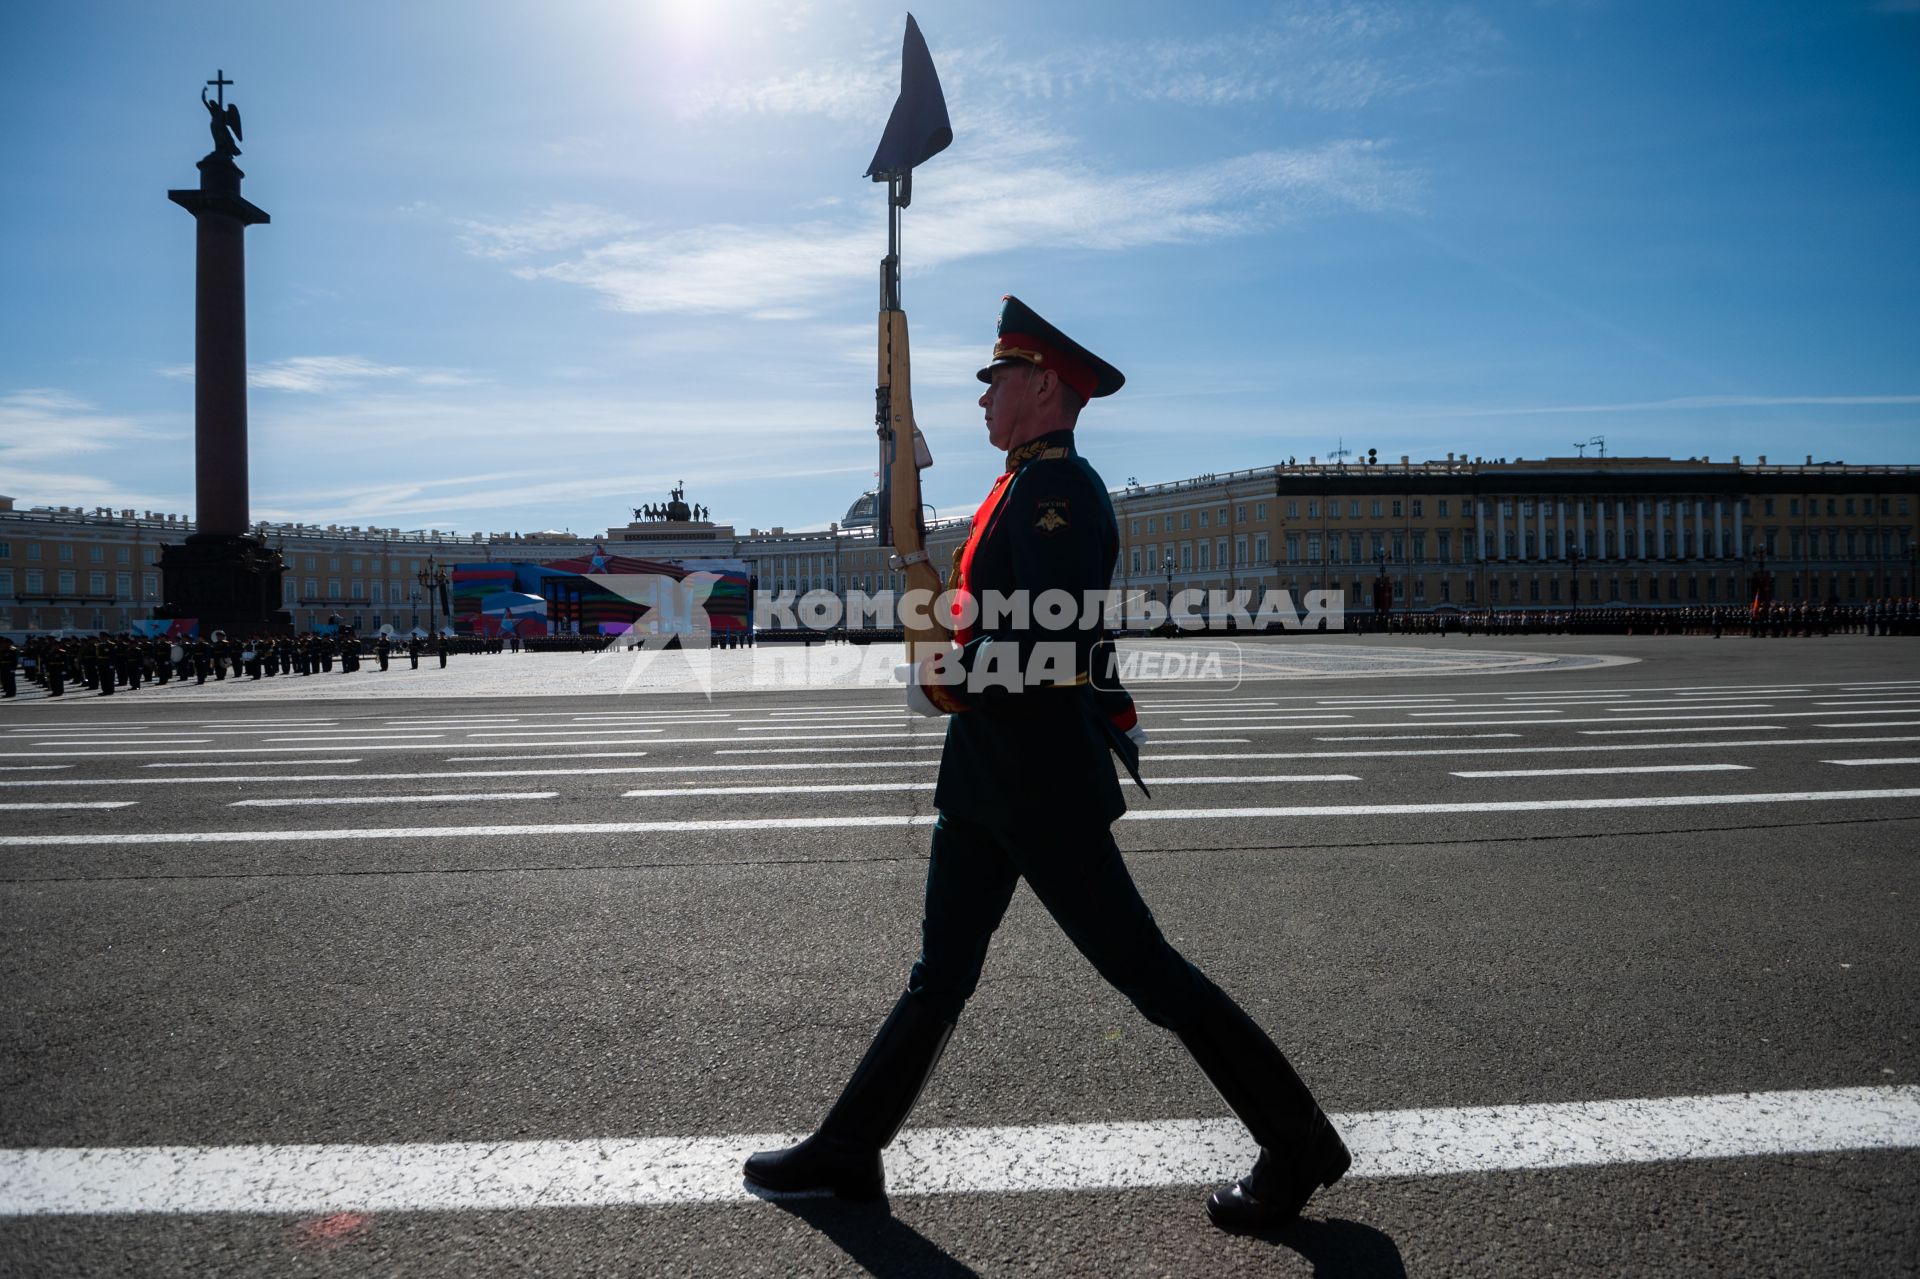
[
  {"x1": 745, "y1": 297, "x2": 1348, "y2": 1229},
  {"x1": 376, "y1": 633, "x2": 391, "y2": 672}
]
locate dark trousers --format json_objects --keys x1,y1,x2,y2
[
  {"x1": 0, "y1": 668, "x2": 13, "y2": 697},
  {"x1": 911, "y1": 814, "x2": 1205, "y2": 1029},
  {"x1": 908, "y1": 812, "x2": 1329, "y2": 1154}
]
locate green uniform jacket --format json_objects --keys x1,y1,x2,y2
[{"x1": 932, "y1": 430, "x2": 1140, "y2": 834}]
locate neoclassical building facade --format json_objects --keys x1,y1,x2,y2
[{"x1": 2, "y1": 453, "x2": 1913, "y2": 635}]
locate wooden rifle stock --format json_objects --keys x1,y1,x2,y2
[{"x1": 878, "y1": 307, "x2": 949, "y2": 664}]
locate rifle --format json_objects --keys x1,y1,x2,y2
[{"x1": 867, "y1": 14, "x2": 952, "y2": 666}]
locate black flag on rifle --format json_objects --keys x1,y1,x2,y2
[{"x1": 864, "y1": 14, "x2": 951, "y2": 178}]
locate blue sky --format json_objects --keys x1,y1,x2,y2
[{"x1": 2, "y1": 0, "x2": 1916, "y2": 536}]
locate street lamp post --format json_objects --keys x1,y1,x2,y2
[
  {"x1": 415, "y1": 555, "x2": 450, "y2": 637},
  {"x1": 1163, "y1": 551, "x2": 1176, "y2": 635}
]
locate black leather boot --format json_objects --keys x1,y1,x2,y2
[
  {"x1": 1174, "y1": 975, "x2": 1350, "y2": 1229},
  {"x1": 1206, "y1": 1115, "x2": 1352, "y2": 1231},
  {"x1": 743, "y1": 991, "x2": 955, "y2": 1200}
]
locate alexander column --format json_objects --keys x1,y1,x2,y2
[{"x1": 157, "y1": 69, "x2": 289, "y2": 638}]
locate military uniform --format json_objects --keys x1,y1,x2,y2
[{"x1": 747, "y1": 296, "x2": 1347, "y2": 1230}]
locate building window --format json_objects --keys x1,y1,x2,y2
[
  {"x1": 329, "y1": 557, "x2": 340, "y2": 571},
  {"x1": 116, "y1": 546, "x2": 131, "y2": 563},
  {"x1": 1256, "y1": 503, "x2": 1267, "y2": 519},
  {"x1": 1306, "y1": 535, "x2": 1321, "y2": 563},
  {"x1": 1130, "y1": 548, "x2": 1141, "y2": 575},
  {"x1": 115, "y1": 573, "x2": 131, "y2": 600},
  {"x1": 1146, "y1": 518, "x2": 1156, "y2": 534},
  {"x1": 1391, "y1": 500, "x2": 1403, "y2": 518},
  {"x1": 88, "y1": 545, "x2": 104, "y2": 562},
  {"x1": 87, "y1": 571, "x2": 106, "y2": 594},
  {"x1": 1235, "y1": 536, "x2": 1248, "y2": 566},
  {"x1": 1197, "y1": 542, "x2": 1211, "y2": 569},
  {"x1": 1181, "y1": 513, "x2": 1192, "y2": 530},
  {"x1": 1412, "y1": 500, "x2": 1423, "y2": 517},
  {"x1": 1255, "y1": 534, "x2": 1269, "y2": 562},
  {"x1": 1285, "y1": 534, "x2": 1299, "y2": 563},
  {"x1": 351, "y1": 581, "x2": 365, "y2": 600},
  {"x1": 58, "y1": 544, "x2": 73, "y2": 561},
  {"x1": 1235, "y1": 505, "x2": 1246, "y2": 522},
  {"x1": 1790, "y1": 498, "x2": 1801, "y2": 516},
  {"x1": 26, "y1": 570, "x2": 43, "y2": 592},
  {"x1": 1438, "y1": 499, "x2": 1449, "y2": 517},
  {"x1": 26, "y1": 543, "x2": 40, "y2": 560},
  {"x1": 1198, "y1": 511, "x2": 1210, "y2": 529},
  {"x1": 58, "y1": 570, "x2": 76, "y2": 593},
  {"x1": 1285, "y1": 501, "x2": 1298, "y2": 518},
  {"x1": 1130, "y1": 520, "x2": 1140, "y2": 536},
  {"x1": 328, "y1": 579, "x2": 341, "y2": 599},
  {"x1": 1180, "y1": 543, "x2": 1192, "y2": 570},
  {"x1": 1369, "y1": 500, "x2": 1382, "y2": 519},
  {"x1": 1438, "y1": 530, "x2": 1451, "y2": 562},
  {"x1": 0, "y1": 542, "x2": 8, "y2": 559},
  {"x1": 1326, "y1": 501, "x2": 1339, "y2": 520},
  {"x1": 0, "y1": 570, "x2": 10, "y2": 594},
  {"x1": 1413, "y1": 531, "x2": 1427, "y2": 561}
]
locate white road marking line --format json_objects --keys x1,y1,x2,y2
[
  {"x1": 618, "y1": 775, "x2": 1361, "y2": 799},
  {"x1": 6, "y1": 720, "x2": 339, "y2": 731},
  {"x1": 1672, "y1": 689, "x2": 1808, "y2": 697},
  {"x1": 1824, "y1": 758, "x2": 1920, "y2": 766},
  {"x1": 732, "y1": 724, "x2": 905, "y2": 733},
  {"x1": 0, "y1": 1085, "x2": 1910, "y2": 1216},
  {"x1": 1174, "y1": 714, "x2": 1352, "y2": 723},
  {"x1": 2, "y1": 744, "x2": 462, "y2": 758},
  {"x1": 0, "y1": 801, "x2": 137, "y2": 811},
  {"x1": 1450, "y1": 764, "x2": 1752, "y2": 779},
  {"x1": 1147, "y1": 735, "x2": 1920, "y2": 762},
  {"x1": 1407, "y1": 709, "x2": 1564, "y2": 717},
  {"x1": 1582, "y1": 727, "x2": 1785, "y2": 735},
  {"x1": 1603, "y1": 703, "x2": 1772, "y2": 711},
  {"x1": 1314, "y1": 733, "x2": 1521, "y2": 741},
  {"x1": 1818, "y1": 700, "x2": 1920, "y2": 707},
  {"x1": 1820, "y1": 721, "x2": 1920, "y2": 728},
  {"x1": 261, "y1": 734, "x2": 447, "y2": 742},
  {"x1": 231, "y1": 793, "x2": 561, "y2": 808},
  {"x1": 145, "y1": 759, "x2": 364, "y2": 767},
  {"x1": 0, "y1": 767, "x2": 699, "y2": 788},
  {"x1": 5, "y1": 788, "x2": 1918, "y2": 847},
  {"x1": 713, "y1": 745, "x2": 949, "y2": 755},
  {"x1": 0, "y1": 765, "x2": 74, "y2": 772},
  {"x1": 26, "y1": 739, "x2": 214, "y2": 746}
]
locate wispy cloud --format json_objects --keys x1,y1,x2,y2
[
  {"x1": 162, "y1": 357, "x2": 481, "y2": 394},
  {"x1": 457, "y1": 203, "x2": 646, "y2": 260},
  {"x1": 0, "y1": 388, "x2": 188, "y2": 511},
  {"x1": 678, "y1": 3, "x2": 1498, "y2": 122},
  {"x1": 493, "y1": 138, "x2": 1416, "y2": 318},
  {"x1": 1418, "y1": 393, "x2": 1920, "y2": 417}
]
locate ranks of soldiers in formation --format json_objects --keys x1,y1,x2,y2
[
  {"x1": 4, "y1": 629, "x2": 528, "y2": 698},
  {"x1": 1354, "y1": 598, "x2": 1919, "y2": 639}
]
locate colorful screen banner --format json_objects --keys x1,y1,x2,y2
[{"x1": 451, "y1": 553, "x2": 751, "y2": 638}]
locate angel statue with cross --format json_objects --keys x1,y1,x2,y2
[{"x1": 202, "y1": 70, "x2": 242, "y2": 156}]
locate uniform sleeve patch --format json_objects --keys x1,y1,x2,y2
[{"x1": 1034, "y1": 498, "x2": 1070, "y2": 534}]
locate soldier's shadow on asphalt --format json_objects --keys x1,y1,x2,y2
[
  {"x1": 1248, "y1": 1215, "x2": 1409, "y2": 1278},
  {"x1": 759, "y1": 1194, "x2": 980, "y2": 1277},
  {"x1": 754, "y1": 1191, "x2": 1403, "y2": 1278}
]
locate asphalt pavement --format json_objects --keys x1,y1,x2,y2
[{"x1": 1, "y1": 634, "x2": 1916, "y2": 1276}]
